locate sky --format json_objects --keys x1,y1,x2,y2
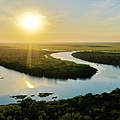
[{"x1": 0, "y1": 0, "x2": 120, "y2": 43}]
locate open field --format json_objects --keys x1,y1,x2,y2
[
  {"x1": 0, "y1": 88, "x2": 120, "y2": 120},
  {"x1": 1, "y1": 42, "x2": 120, "y2": 51},
  {"x1": 1, "y1": 42, "x2": 120, "y2": 79},
  {"x1": 72, "y1": 51, "x2": 120, "y2": 67},
  {"x1": 0, "y1": 44, "x2": 97, "y2": 79}
]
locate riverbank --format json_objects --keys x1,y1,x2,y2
[
  {"x1": 72, "y1": 51, "x2": 120, "y2": 67},
  {"x1": 1, "y1": 88, "x2": 120, "y2": 120},
  {"x1": 1, "y1": 51, "x2": 120, "y2": 105},
  {"x1": 0, "y1": 47, "x2": 97, "y2": 79}
]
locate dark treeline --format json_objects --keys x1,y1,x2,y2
[
  {"x1": 1, "y1": 88, "x2": 120, "y2": 120},
  {"x1": 72, "y1": 52, "x2": 120, "y2": 67},
  {"x1": 0, "y1": 47, "x2": 97, "y2": 79}
]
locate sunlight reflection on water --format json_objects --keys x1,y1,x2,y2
[{"x1": 0, "y1": 51, "x2": 120, "y2": 104}]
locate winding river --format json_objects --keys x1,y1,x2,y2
[{"x1": 0, "y1": 51, "x2": 120, "y2": 105}]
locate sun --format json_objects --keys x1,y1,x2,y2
[
  {"x1": 18, "y1": 12, "x2": 46, "y2": 32},
  {"x1": 23, "y1": 15, "x2": 38, "y2": 29}
]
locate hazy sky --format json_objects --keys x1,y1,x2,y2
[{"x1": 0, "y1": 0, "x2": 120, "y2": 43}]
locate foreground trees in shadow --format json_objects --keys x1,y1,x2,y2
[{"x1": 0, "y1": 88, "x2": 120, "y2": 120}]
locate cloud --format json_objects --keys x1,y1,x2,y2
[{"x1": 0, "y1": 0, "x2": 119, "y2": 42}]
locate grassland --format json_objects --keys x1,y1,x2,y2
[
  {"x1": 72, "y1": 51, "x2": 120, "y2": 67},
  {"x1": 0, "y1": 44, "x2": 97, "y2": 79},
  {"x1": 1, "y1": 42, "x2": 120, "y2": 51},
  {"x1": 0, "y1": 42, "x2": 120, "y2": 79},
  {"x1": 1, "y1": 42, "x2": 120, "y2": 79},
  {"x1": 0, "y1": 43, "x2": 120, "y2": 120}
]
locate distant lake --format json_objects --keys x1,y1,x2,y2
[{"x1": 0, "y1": 51, "x2": 120, "y2": 105}]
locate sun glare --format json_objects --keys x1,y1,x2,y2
[
  {"x1": 18, "y1": 12, "x2": 46, "y2": 32},
  {"x1": 25, "y1": 80, "x2": 34, "y2": 88},
  {"x1": 23, "y1": 76, "x2": 34, "y2": 88},
  {"x1": 23, "y1": 16, "x2": 38, "y2": 29}
]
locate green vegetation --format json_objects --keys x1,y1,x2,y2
[
  {"x1": 1, "y1": 42, "x2": 120, "y2": 51},
  {"x1": 72, "y1": 52, "x2": 120, "y2": 67},
  {"x1": 0, "y1": 44, "x2": 120, "y2": 119},
  {"x1": 52, "y1": 96, "x2": 58, "y2": 100},
  {"x1": 88, "y1": 45, "x2": 112, "y2": 48},
  {"x1": 0, "y1": 45, "x2": 97, "y2": 79},
  {"x1": 10, "y1": 95, "x2": 27, "y2": 100},
  {"x1": 38, "y1": 93, "x2": 53, "y2": 97},
  {"x1": 31, "y1": 95, "x2": 35, "y2": 97},
  {"x1": 0, "y1": 88, "x2": 120, "y2": 120}
]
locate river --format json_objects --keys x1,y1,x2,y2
[{"x1": 0, "y1": 51, "x2": 120, "y2": 104}]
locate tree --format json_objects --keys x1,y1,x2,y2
[
  {"x1": 24, "y1": 118, "x2": 29, "y2": 120},
  {"x1": 7, "y1": 116, "x2": 12, "y2": 120}
]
